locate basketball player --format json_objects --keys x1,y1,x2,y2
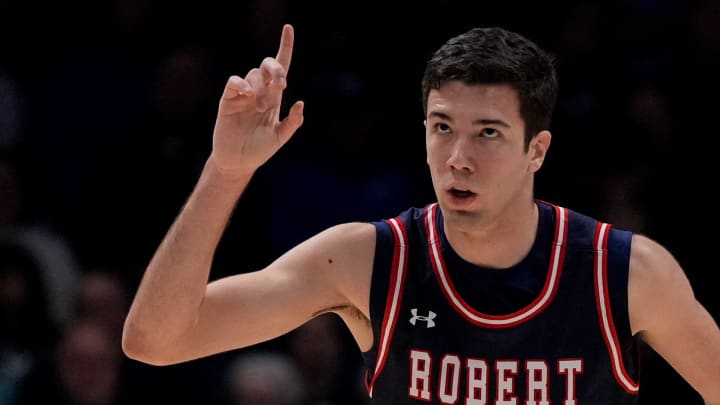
[{"x1": 122, "y1": 24, "x2": 720, "y2": 403}]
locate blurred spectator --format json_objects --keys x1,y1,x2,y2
[
  {"x1": 690, "y1": 0, "x2": 720, "y2": 64},
  {"x1": 286, "y1": 314, "x2": 363, "y2": 405},
  {"x1": 0, "y1": 149, "x2": 81, "y2": 328},
  {"x1": 0, "y1": 152, "x2": 21, "y2": 229},
  {"x1": 0, "y1": 72, "x2": 23, "y2": 149},
  {"x1": 15, "y1": 319, "x2": 124, "y2": 405},
  {"x1": 70, "y1": 46, "x2": 220, "y2": 277},
  {"x1": 226, "y1": 350, "x2": 306, "y2": 405},
  {"x1": 600, "y1": 86, "x2": 673, "y2": 233},
  {"x1": 72, "y1": 269, "x2": 130, "y2": 338},
  {"x1": 0, "y1": 241, "x2": 59, "y2": 405}
]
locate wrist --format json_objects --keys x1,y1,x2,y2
[{"x1": 205, "y1": 155, "x2": 256, "y2": 184}]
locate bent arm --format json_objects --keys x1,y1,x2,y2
[
  {"x1": 629, "y1": 234, "x2": 720, "y2": 404},
  {"x1": 121, "y1": 159, "x2": 251, "y2": 363},
  {"x1": 184, "y1": 220, "x2": 375, "y2": 361},
  {"x1": 122, "y1": 159, "x2": 375, "y2": 365},
  {"x1": 122, "y1": 24, "x2": 341, "y2": 365}
]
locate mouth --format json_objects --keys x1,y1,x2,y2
[{"x1": 447, "y1": 187, "x2": 477, "y2": 199}]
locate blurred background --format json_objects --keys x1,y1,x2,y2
[{"x1": 1, "y1": 0, "x2": 718, "y2": 404}]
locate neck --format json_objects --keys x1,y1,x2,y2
[{"x1": 443, "y1": 198, "x2": 539, "y2": 269}]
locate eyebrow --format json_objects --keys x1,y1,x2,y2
[{"x1": 428, "y1": 111, "x2": 511, "y2": 128}]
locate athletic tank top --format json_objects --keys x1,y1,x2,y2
[{"x1": 361, "y1": 200, "x2": 639, "y2": 404}]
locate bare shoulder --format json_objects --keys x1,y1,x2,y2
[
  {"x1": 308, "y1": 221, "x2": 377, "y2": 255},
  {"x1": 271, "y1": 221, "x2": 377, "y2": 313},
  {"x1": 317, "y1": 221, "x2": 377, "y2": 302},
  {"x1": 627, "y1": 233, "x2": 692, "y2": 334},
  {"x1": 628, "y1": 233, "x2": 696, "y2": 332},
  {"x1": 628, "y1": 234, "x2": 681, "y2": 282},
  {"x1": 273, "y1": 221, "x2": 377, "y2": 349},
  {"x1": 278, "y1": 221, "x2": 376, "y2": 274},
  {"x1": 628, "y1": 236, "x2": 720, "y2": 402}
]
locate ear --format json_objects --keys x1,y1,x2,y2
[
  {"x1": 527, "y1": 130, "x2": 551, "y2": 173},
  {"x1": 424, "y1": 120, "x2": 430, "y2": 165}
]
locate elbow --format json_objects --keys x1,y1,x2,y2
[
  {"x1": 121, "y1": 320, "x2": 178, "y2": 366},
  {"x1": 120, "y1": 331, "x2": 152, "y2": 364}
]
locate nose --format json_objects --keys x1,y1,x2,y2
[{"x1": 446, "y1": 138, "x2": 473, "y2": 173}]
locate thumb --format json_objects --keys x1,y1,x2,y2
[{"x1": 276, "y1": 101, "x2": 304, "y2": 144}]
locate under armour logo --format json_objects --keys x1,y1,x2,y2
[{"x1": 409, "y1": 308, "x2": 437, "y2": 328}]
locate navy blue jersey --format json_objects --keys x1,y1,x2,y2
[{"x1": 361, "y1": 200, "x2": 640, "y2": 404}]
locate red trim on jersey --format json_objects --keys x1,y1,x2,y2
[
  {"x1": 593, "y1": 222, "x2": 639, "y2": 394},
  {"x1": 424, "y1": 202, "x2": 568, "y2": 328},
  {"x1": 368, "y1": 217, "x2": 409, "y2": 397}
]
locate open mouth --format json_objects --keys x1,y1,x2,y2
[{"x1": 449, "y1": 187, "x2": 476, "y2": 198}]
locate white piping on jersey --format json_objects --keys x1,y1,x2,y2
[
  {"x1": 426, "y1": 203, "x2": 567, "y2": 327},
  {"x1": 594, "y1": 222, "x2": 640, "y2": 393},
  {"x1": 369, "y1": 217, "x2": 409, "y2": 397}
]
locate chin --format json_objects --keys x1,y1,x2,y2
[{"x1": 440, "y1": 205, "x2": 484, "y2": 229}]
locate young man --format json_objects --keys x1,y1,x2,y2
[{"x1": 122, "y1": 24, "x2": 720, "y2": 404}]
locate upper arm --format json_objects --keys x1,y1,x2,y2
[
  {"x1": 172, "y1": 222, "x2": 376, "y2": 361},
  {"x1": 629, "y1": 234, "x2": 720, "y2": 402}
]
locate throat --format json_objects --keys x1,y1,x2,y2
[{"x1": 442, "y1": 205, "x2": 539, "y2": 269}]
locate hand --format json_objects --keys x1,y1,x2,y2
[{"x1": 209, "y1": 24, "x2": 304, "y2": 177}]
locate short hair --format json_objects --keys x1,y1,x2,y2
[{"x1": 421, "y1": 27, "x2": 558, "y2": 149}]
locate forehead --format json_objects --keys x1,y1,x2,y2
[{"x1": 426, "y1": 81, "x2": 522, "y2": 125}]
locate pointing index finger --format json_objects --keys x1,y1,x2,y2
[{"x1": 276, "y1": 24, "x2": 294, "y2": 73}]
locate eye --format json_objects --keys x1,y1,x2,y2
[
  {"x1": 480, "y1": 128, "x2": 500, "y2": 138},
  {"x1": 434, "y1": 122, "x2": 452, "y2": 134}
]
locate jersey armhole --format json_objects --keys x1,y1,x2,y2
[
  {"x1": 363, "y1": 218, "x2": 410, "y2": 397},
  {"x1": 365, "y1": 220, "x2": 396, "y2": 348}
]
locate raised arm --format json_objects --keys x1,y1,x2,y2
[
  {"x1": 629, "y1": 234, "x2": 720, "y2": 404},
  {"x1": 122, "y1": 24, "x2": 375, "y2": 366}
]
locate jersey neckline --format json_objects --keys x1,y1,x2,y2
[{"x1": 424, "y1": 201, "x2": 569, "y2": 328}]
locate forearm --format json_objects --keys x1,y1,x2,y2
[{"x1": 122, "y1": 158, "x2": 253, "y2": 360}]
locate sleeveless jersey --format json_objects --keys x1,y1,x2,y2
[{"x1": 360, "y1": 200, "x2": 640, "y2": 404}]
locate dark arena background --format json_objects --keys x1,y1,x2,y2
[{"x1": 1, "y1": 0, "x2": 718, "y2": 404}]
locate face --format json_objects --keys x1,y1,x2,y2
[{"x1": 425, "y1": 81, "x2": 550, "y2": 231}]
